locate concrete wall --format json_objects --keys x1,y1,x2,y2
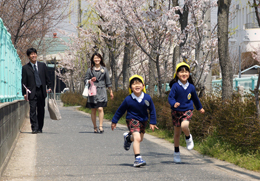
[{"x1": 0, "y1": 100, "x2": 29, "y2": 177}]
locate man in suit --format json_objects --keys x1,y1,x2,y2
[{"x1": 22, "y1": 48, "x2": 51, "y2": 134}]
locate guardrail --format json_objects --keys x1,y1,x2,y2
[
  {"x1": 146, "y1": 83, "x2": 171, "y2": 94},
  {"x1": 0, "y1": 18, "x2": 23, "y2": 103},
  {"x1": 212, "y1": 76, "x2": 258, "y2": 93},
  {"x1": 48, "y1": 93, "x2": 62, "y2": 100}
]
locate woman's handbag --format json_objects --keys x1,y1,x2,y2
[
  {"x1": 88, "y1": 80, "x2": 97, "y2": 96},
  {"x1": 47, "y1": 93, "x2": 62, "y2": 120},
  {"x1": 82, "y1": 81, "x2": 89, "y2": 98}
]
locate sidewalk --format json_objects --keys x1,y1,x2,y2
[{"x1": 1, "y1": 103, "x2": 260, "y2": 181}]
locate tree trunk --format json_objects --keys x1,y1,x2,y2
[
  {"x1": 171, "y1": 0, "x2": 180, "y2": 79},
  {"x1": 156, "y1": 54, "x2": 162, "y2": 97},
  {"x1": 218, "y1": 0, "x2": 233, "y2": 100},
  {"x1": 194, "y1": 38, "x2": 202, "y2": 85},
  {"x1": 109, "y1": 48, "x2": 118, "y2": 91},
  {"x1": 148, "y1": 51, "x2": 157, "y2": 97},
  {"x1": 179, "y1": 2, "x2": 189, "y2": 48},
  {"x1": 122, "y1": 32, "x2": 131, "y2": 90},
  {"x1": 70, "y1": 69, "x2": 74, "y2": 93},
  {"x1": 171, "y1": 0, "x2": 178, "y2": 8},
  {"x1": 172, "y1": 46, "x2": 179, "y2": 78},
  {"x1": 171, "y1": 0, "x2": 189, "y2": 78},
  {"x1": 253, "y1": 0, "x2": 260, "y2": 27},
  {"x1": 252, "y1": 0, "x2": 260, "y2": 118},
  {"x1": 255, "y1": 71, "x2": 260, "y2": 118}
]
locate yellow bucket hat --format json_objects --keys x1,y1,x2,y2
[
  {"x1": 173, "y1": 62, "x2": 190, "y2": 78},
  {"x1": 129, "y1": 74, "x2": 146, "y2": 94}
]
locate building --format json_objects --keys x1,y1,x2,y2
[
  {"x1": 229, "y1": 0, "x2": 260, "y2": 52},
  {"x1": 37, "y1": 34, "x2": 70, "y2": 93}
]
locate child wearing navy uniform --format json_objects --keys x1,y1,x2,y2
[
  {"x1": 111, "y1": 75, "x2": 158, "y2": 167},
  {"x1": 168, "y1": 62, "x2": 205, "y2": 163}
]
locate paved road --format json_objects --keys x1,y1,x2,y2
[{"x1": 1, "y1": 103, "x2": 260, "y2": 181}]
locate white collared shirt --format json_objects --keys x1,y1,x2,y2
[
  {"x1": 30, "y1": 62, "x2": 38, "y2": 71},
  {"x1": 131, "y1": 92, "x2": 144, "y2": 103},
  {"x1": 178, "y1": 79, "x2": 189, "y2": 90}
]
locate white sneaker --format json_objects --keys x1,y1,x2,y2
[
  {"x1": 186, "y1": 134, "x2": 194, "y2": 150},
  {"x1": 173, "y1": 152, "x2": 181, "y2": 163},
  {"x1": 133, "y1": 156, "x2": 146, "y2": 167}
]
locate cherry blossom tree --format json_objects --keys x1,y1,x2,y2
[
  {"x1": 90, "y1": 0, "x2": 219, "y2": 97},
  {"x1": 92, "y1": 0, "x2": 183, "y2": 97},
  {"x1": 57, "y1": 0, "x2": 219, "y2": 98},
  {"x1": 0, "y1": 0, "x2": 70, "y2": 64},
  {"x1": 56, "y1": 29, "x2": 95, "y2": 93},
  {"x1": 170, "y1": 0, "x2": 218, "y2": 96}
]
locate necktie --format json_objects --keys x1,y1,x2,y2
[{"x1": 34, "y1": 64, "x2": 42, "y2": 88}]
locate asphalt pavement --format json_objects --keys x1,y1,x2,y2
[{"x1": 1, "y1": 102, "x2": 260, "y2": 181}]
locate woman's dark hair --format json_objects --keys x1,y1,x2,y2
[
  {"x1": 90, "y1": 52, "x2": 105, "y2": 69},
  {"x1": 169, "y1": 65, "x2": 194, "y2": 88},
  {"x1": 26, "y1": 48, "x2": 37, "y2": 56}
]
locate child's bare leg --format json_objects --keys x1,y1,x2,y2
[
  {"x1": 181, "y1": 120, "x2": 190, "y2": 136},
  {"x1": 174, "y1": 126, "x2": 182, "y2": 147},
  {"x1": 182, "y1": 120, "x2": 194, "y2": 150},
  {"x1": 132, "y1": 132, "x2": 142, "y2": 155},
  {"x1": 91, "y1": 108, "x2": 97, "y2": 128},
  {"x1": 173, "y1": 126, "x2": 182, "y2": 162},
  {"x1": 132, "y1": 132, "x2": 146, "y2": 166}
]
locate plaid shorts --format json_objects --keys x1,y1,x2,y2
[
  {"x1": 126, "y1": 119, "x2": 147, "y2": 134},
  {"x1": 171, "y1": 110, "x2": 193, "y2": 127}
]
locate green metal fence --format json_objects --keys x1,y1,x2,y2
[
  {"x1": 0, "y1": 18, "x2": 23, "y2": 103},
  {"x1": 212, "y1": 76, "x2": 258, "y2": 93}
]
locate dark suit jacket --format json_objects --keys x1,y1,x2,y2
[{"x1": 22, "y1": 61, "x2": 51, "y2": 99}]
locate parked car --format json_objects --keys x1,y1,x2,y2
[{"x1": 61, "y1": 88, "x2": 69, "y2": 93}]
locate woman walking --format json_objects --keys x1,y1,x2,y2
[{"x1": 85, "y1": 52, "x2": 114, "y2": 133}]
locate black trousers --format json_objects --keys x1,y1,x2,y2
[{"x1": 29, "y1": 87, "x2": 45, "y2": 131}]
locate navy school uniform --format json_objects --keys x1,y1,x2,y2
[{"x1": 112, "y1": 93, "x2": 156, "y2": 125}]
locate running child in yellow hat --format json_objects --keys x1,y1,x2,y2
[
  {"x1": 111, "y1": 74, "x2": 158, "y2": 167},
  {"x1": 168, "y1": 62, "x2": 205, "y2": 163}
]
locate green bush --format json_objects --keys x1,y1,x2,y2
[
  {"x1": 192, "y1": 94, "x2": 260, "y2": 152},
  {"x1": 104, "y1": 90, "x2": 129, "y2": 115},
  {"x1": 152, "y1": 96, "x2": 173, "y2": 131},
  {"x1": 61, "y1": 92, "x2": 87, "y2": 107}
]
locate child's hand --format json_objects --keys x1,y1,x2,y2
[
  {"x1": 111, "y1": 123, "x2": 117, "y2": 130},
  {"x1": 174, "y1": 102, "x2": 180, "y2": 108},
  {"x1": 150, "y1": 124, "x2": 159, "y2": 131},
  {"x1": 199, "y1": 108, "x2": 205, "y2": 114}
]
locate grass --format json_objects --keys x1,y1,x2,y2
[
  {"x1": 196, "y1": 134, "x2": 260, "y2": 171},
  {"x1": 78, "y1": 106, "x2": 260, "y2": 172}
]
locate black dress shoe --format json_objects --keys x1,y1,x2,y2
[
  {"x1": 37, "y1": 130, "x2": 42, "y2": 133},
  {"x1": 32, "y1": 130, "x2": 37, "y2": 134}
]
